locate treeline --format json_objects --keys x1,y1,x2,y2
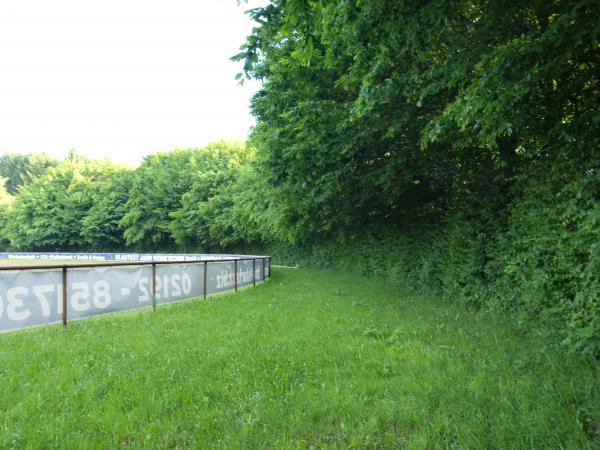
[
  {"x1": 231, "y1": 1, "x2": 600, "y2": 355},
  {"x1": 0, "y1": 142, "x2": 257, "y2": 252}
]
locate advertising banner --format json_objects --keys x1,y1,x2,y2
[
  {"x1": 256, "y1": 259, "x2": 265, "y2": 282},
  {"x1": 0, "y1": 269, "x2": 63, "y2": 332},
  {"x1": 0, "y1": 256, "x2": 269, "y2": 333},
  {"x1": 155, "y1": 263, "x2": 204, "y2": 305},
  {"x1": 0, "y1": 252, "x2": 266, "y2": 262},
  {"x1": 206, "y1": 261, "x2": 235, "y2": 295},
  {"x1": 236, "y1": 260, "x2": 255, "y2": 288},
  {"x1": 67, "y1": 265, "x2": 154, "y2": 319}
]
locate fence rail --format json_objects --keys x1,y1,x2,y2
[{"x1": 0, "y1": 254, "x2": 271, "y2": 333}]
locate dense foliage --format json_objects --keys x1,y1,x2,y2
[
  {"x1": 231, "y1": 0, "x2": 600, "y2": 355},
  {"x1": 0, "y1": 152, "x2": 57, "y2": 194},
  {"x1": 169, "y1": 142, "x2": 254, "y2": 250},
  {"x1": 0, "y1": 142, "x2": 252, "y2": 252},
  {"x1": 3, "y1": 154, "x2": 128, "y2": 251},
  {"x1": 233, "y1": 0, "x2": 598, "y2": 238}
]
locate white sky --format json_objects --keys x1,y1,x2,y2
[{"x1": 0, "y1": 0, "x2": 266, "y2": 167}]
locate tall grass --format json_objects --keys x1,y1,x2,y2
[{"x1": 1, "y1": 268, "x2": 598, "y2": 448}]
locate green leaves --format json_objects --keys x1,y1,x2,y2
[
  {"x1": 0, "y1": 153, "x2": 58, "y2": 194},
  {"x1": 0, "y1": 142, "x2": 257, "y2": 253},
  {"x1": 81, "y1": 170, "x2": 132, "y2": 250},
  {"x1": 291, "y1": 37, "x2": 314, "y2": 67},
  {"x1": 2, "y1": 156, "x2": 128, "y2": 251},
  {"x1": 169, "y1": 141, "x2": 253, "y2": 250},
  {"x1": 120, "y1": 149, "x2": 197, "y2": 250}
]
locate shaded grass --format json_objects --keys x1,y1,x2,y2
[{"x1": 1, "y1": 268, "x2": 599, "y2": 448}]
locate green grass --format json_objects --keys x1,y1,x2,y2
[{"x1": 1, "y1": 268, "x2": 599, "y2": 448}]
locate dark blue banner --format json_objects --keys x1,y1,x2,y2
[{"x1": 0, "y1": 252, "x2": 266, "y2": 262}]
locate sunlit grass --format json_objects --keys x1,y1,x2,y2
[{"x1": 1, "y1": 268, "x2": 598, "y2": 448}]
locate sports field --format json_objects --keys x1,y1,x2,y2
[{"x1": 1, "y1": 268, "x2": 599, "y2": 448}]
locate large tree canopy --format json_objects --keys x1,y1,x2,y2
[
  {"x1": 119, "y1": 149, "x2": 197, "y2": 250},
  {"x1": 80, "y1": 168, "x2": 132, "y2": 250},
  {"x1": 0, "y1": 143, "x2": 253, "y2": 252},
  {"x1": 169, "y1": 141, "x2": 254, "y2": 250},
  {"x1": 3, "y1": 155, "x2": 127, "y2": 250},
  {"x1": 0, "y1": 153, "x2": 58, "y2": 194},
  {"x1": 234, "y1": 0, "x2": 599, "y2": 241}
]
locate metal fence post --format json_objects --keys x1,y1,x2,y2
[
  {"x1": 62, "y1": 266, "x2": 68, "y2": 327},
  {"x1": 268, "y1": 257, "x2": 271, "y2": 278},
  {"x1": 253, "y1": 258, "x2": 256, "y2": 287},
  {"x1": 203, "y1": 260, "x2": 207, "y2": 300},
  {"x1": 152, "y1": 263, "x2": 157, "y2": 311},
  {"x1": 262, "y1": 258, "x2": 265, "y2": 281}
]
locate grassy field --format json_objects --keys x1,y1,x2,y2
[{"x1": 1, "y1": 268, "x2": 599, "y2": 448}]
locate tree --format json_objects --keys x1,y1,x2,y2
[
  {"x1": 4, "y1": 155, "x2": 125, "y2": 250},
  {"x1": 169, "y1": 141, "x2": 253, "y2": 250},
  {"x1": 234, "y1": 0, "x2": 600, "y2": 242},
  {"x1": 0, "y1": 179, "x2": 13, "y2": 249},
  {"x1": 81, "y1": 168, "x2": 133, "y2": 250},
  {"x1": 0, "y1": 153, "x2": 57, "y2": 194},
  {"x1": 120, "y1": 149, "x2": 196, "y2": 250}
]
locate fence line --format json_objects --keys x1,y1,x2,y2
[
  {"x1": 0, "y1": 254, "x2": 271, "y2": 334},
  {"x1": 0, "y1": 251, "x2": 267, "y2": 263}
]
